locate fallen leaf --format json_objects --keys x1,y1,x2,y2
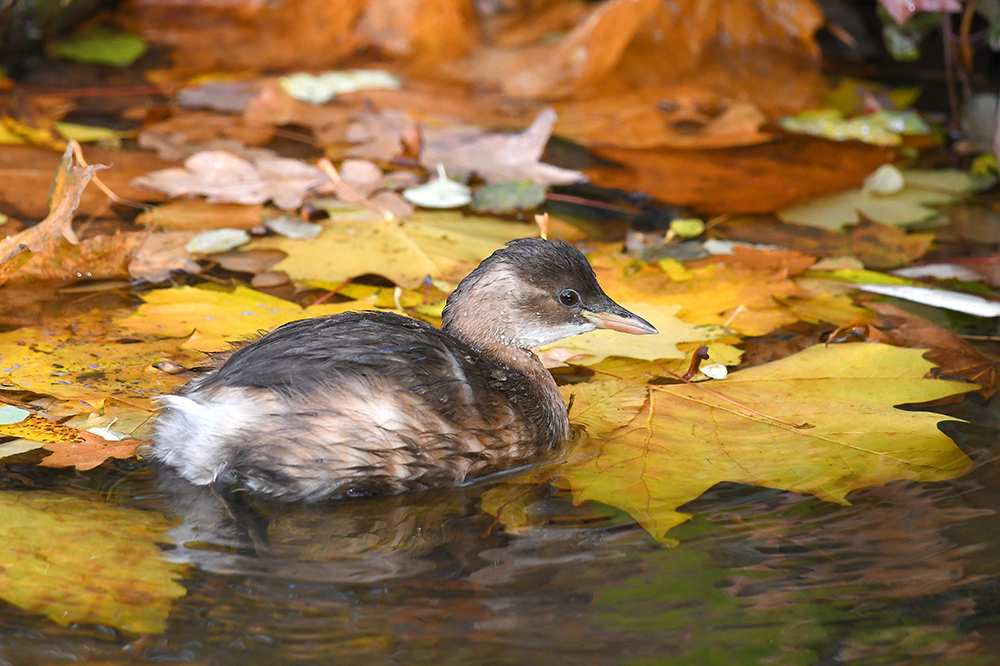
[
  {"x1": 136, "y1": 199, "x2": 266, "y2": 231},
  {"x1": 0, "y1": 144, "x2": 171, "y2": 220},
  {"x1": 554, "y1": 88, "x2": 772, "y2": 149},
  {"x1": 128, "y1": 230, "x2": 201, "y2": 283},
  {"x1": 40, "y1": 432, "x2": 144, "y2": 471},
  {"x1": 714, "y1": 217, "x2": 934, "y2": 270},
  {"x1": 451, "y1": 0, "x2": 661, "y2": 99},
  {"x1": 116, "y1": 285, "x2": 381, "y2": 352},
  {"x1": 559, "y1": 343, "x2": 976, "y2": 541},
  {"x1": 541, "y1": 302, "x2": 726, "y2": 365},
  {"x1": 0, "y1": 141, "x2": 102, "y2": 286},
  {"x1": 777, "y1": 169, "x2": 999, "y2": 231},
  {"x1": 588, "y1": 134, "x2": 895, "y2": 215},
  {"x1": 279, "y1": 69, "x2": 400, "y2": 104},
  {"x1": 51, "y1": 26, "x2": 147, "y2": 66},
  {"x1": 420, "y1": 108, "x2": 586, "y2": 186},
  {"x1": 589, "y1": 248, "x2": 866, "y2": 337},
  {"x1": 0, "y1": 491, "x2": 186, "y2": 634},
  {"x1": 10, "y1": 231, "x2": 145, "y2": 283},
  {"x1": 249, "y1": 211, "x2": 535, "y2": 288},
  {"x1": 0, "y1": 414, "x2": 85, "y2": 444},
  {"x1": 870, "y1": 302, "x2": 999, "y2": 393},
  {"x1": 132, "y1": 150, "x2": 328, "y2": 210},
  {"x1": 0, "y1": 316, "x2": 202, "y2": 409}
]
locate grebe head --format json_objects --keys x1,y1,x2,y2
[{"x1": 442, "y1": 238, "x2": 657, "y2": 350}]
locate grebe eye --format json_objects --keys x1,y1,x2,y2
[{"x1": 559, "y1": 289, "x2": 580, "y2": 307}]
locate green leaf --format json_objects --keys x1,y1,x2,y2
[{"x1": 52, "y1": 27, "x2": 147, "y2": 67}]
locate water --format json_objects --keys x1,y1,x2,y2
[{"x1": 1, "y1": 390, "x2": 999, "y2": 665}]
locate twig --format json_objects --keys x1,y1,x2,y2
[
  {"x1": 70, "y1": 140, "x2": 151, "y2": 212},
  {"x1": 316, "y1": 158, "x2": 396, "y2": 222}
]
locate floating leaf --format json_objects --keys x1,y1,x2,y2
[
  {"x1": 0, "y1": 405, "x2": 28, "y2": 425},
  {"x1": 470, "y1": 182, "x2": 546, "y2": 214},
  {"x1": 279, "y1": 69, "x2": 401, "y2": 104},
  {"x1": 0, "y1": 317, "x2": 202, "y2": 409},
  {"x1": 0, "y1": 141, "x2": 103, "y2": 286},
  {"x1": 777, "y1": 169, "x2": 999, "y2": 231},
  {"x1": 117, "y1": 285, "x2": 380, "y2": 352},
  {"x1": 51, "y1": 27, "x2": 147, "y2": 67},
  {"x1": 249, "y1": 211, "x2": 533, "y2": 289},
  {"x1": 542, "y1": 302, "x2": 725, "y2": 365},
  {"x1": 0, "y1": 492, "x2": 185, "y2": 634},
  {"x1": 40, "y1": 432, "x2": 144, "y2": 471},
  {"x1": 559, "y1": 343, "x2": 976, "y2": 542},
  {"x1": 184, "y1": 228, "x2": 251, "y2": 254},
  {"x1": 132, "y1": 150, "x2": 325, "y2": 210}
]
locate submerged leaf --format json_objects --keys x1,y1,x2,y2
[{"x1": 0, "y1": 492, "x2": 185, "y2": 633}]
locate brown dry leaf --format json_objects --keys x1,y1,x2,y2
[
  {"x1": 871, "y1": 302, "x2": 1000, "y2": 394},
  {"x1": 420, "y1": 108, "x2": 585, "y2": 186},
  {"x1": 132, "y1": 150, "x2": 328, "y2": 210},
  {"x1": 588, "y1": 245, "x2": 866, "y2": 337},
  {"x1": 128, "y1": 230, "x2": 200, "y2": 283},
  {"x1": 711, "y1": 245, "x2": 816, "y2": 274},
  {"x1": 0, "y1": 141, "x2": 101, "y2": 286},
  {"x1": 136, "y1": 199, "x2": 265, "y2": 231},
  {"x1": 451, "y1": 0, "x2": 661, "y2": 99},
  {"x1": 121, "y1": 0, "x2": 472, "y2": 72},
  {"x1": 137, "y1": 110, "x2": 275, "y2": 160},
  {"x1": 11, "y1": 231, "x2": 145, "y2": 282},
  {"x1": 40, "y1": 432, "x2": 144, "y2": 471},
  {"x1": 714, "y1": 217, "x2": 934, "y2": 270},
  {"x1": 589, "y1": 134, "x2": 895, "y2": 214},
  {"x1": 554, "y1": 88, "x2": 772, "y2": 149},
  {"x1": 847, "y1": 220, "x2": 935, "y2": 270}
]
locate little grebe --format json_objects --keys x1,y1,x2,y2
[{"x1": 153, "y1": 238, "x2": 656, "y2": 500}]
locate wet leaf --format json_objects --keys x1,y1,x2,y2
[
  {"x1": 39, "y1": 432, "x2": 144, "y2": 471},
  {"x1": 116, "y1": 285, "x2": 380, "y2": 352},
  {"x1": 420, "y1": 108, "x2": 585, "y2": 186},
  {"x1": 249, "y1": 211, "x2": 534, "y2": 289},
  {"x1": 589, "y1": 134, "x2": 894, "y2": 215},
  {"x1": 559, "y1": 343, "x2": 976, "y2": 542},
  {"x1": 777, "y1": 169, "x2": 999, "y2": 231},
  {"x1": 0, "y1": 317, "x2": 202, "y2": 409},
  {"x1": 279, "y1": 69, "x2": 400, "y2": 104},
  {"x1": 0, "y1": 141, "x2": 103, "y2": 286},
  {"x1": 471, "y1": 182, "x2": 546, "y2": 214},
  {"x1": 51, "y1": 26, "x2": 147, "y2": 66},
  {"x1": 453, "y1": 0, "x2": 660, "y2": 99},
  {"x1": 0, "y1": 491, "x2": 186, "y2": 633},
  {"x1": 132, "y1": 150, "x2": 326, "y2": 210},
  {"x1": 541, "y1": 302, "x2": 726, "y2": 365}
]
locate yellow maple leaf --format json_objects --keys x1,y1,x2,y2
[
  {"x1": 0, "y1": 491, "x2": 186, "y2": 634},
  {"x1": 117, "y1": 285, "x2": 380, "y2": 352},
  {"x1": 248, "y1": 211, "x2": 535, "y2": 288},
  {"x1": 557, "y1": 343, "x2": 976, "y2": 543}
]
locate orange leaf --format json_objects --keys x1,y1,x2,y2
[{"x1": 40, "y1": 432, "x2": 144, "y2": 471}]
